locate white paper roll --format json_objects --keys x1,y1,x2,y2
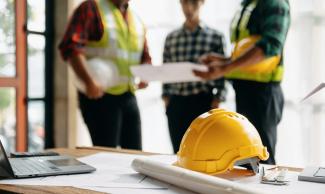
[{"x1": 132, "y1": 158, "x2": 267, "y2": 194}]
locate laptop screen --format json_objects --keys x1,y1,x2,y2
[{"x1": 0, "y1": 140, "x2": 14, "y2": 178}]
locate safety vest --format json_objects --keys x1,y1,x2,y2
[
  {"x1": 84, "y1": 0, "x2": 145, "y2": 95},
  {"x1": 226, "y1": 0, "x2": 283, "y2": 82}
]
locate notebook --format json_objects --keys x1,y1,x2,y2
[{"x1": 0, "y1": 140, "x2": 96, "y2": 179}]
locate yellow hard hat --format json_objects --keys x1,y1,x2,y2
[{"x1": 175, "y1": 109, "x2": 269, "y2": 175}]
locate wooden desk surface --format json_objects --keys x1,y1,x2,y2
[
  {"x1": 0, "y1": 147, "x2": 303, "y2": 194},
  {"x1": 0, "y1": 147, "x2": 154, "y2": 194}
]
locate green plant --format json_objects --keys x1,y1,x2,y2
[
  {"x1": 0, "y1": 89, "x2": 12, "y2": 128},
  {"x1": 0, "y1": 0, "x2": 15, "y2": 71},
  {"x1": 0, "y1": 89, "x2": 11, "y2": 110}
]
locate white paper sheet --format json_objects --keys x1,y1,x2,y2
[
  {"x1": 235, "y1": 170, "x2": 325, "y2": 194},
  {"x1": 1, "y1": 153, "x2": 325, "y2": 194},
  {"x1": 79, "y1": 185, "x2": 196, "y2": 194},
  {"x1": 0, "y1": 153, "x2": 164, "y2": 189},
  {"x1": 135, "y1": 155, "x2": 325, "y2": 194},
  {"x1": 301, "y1": 83, "x2": 325, "y2": 101},
  {"x1": 130, "y1": 63, "x2": 208, "y2": 83}
]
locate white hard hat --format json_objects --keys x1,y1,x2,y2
[{"x1": 74, "y1": 58, "x2": 128, "y2": 93}]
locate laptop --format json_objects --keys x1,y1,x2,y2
[{"x1": 0, "y1": 140, "x2": 96, "y2": 179}]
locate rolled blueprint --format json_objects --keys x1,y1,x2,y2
[{"x1": 132, "y1": 158, "x2": 267, "y2": 194}]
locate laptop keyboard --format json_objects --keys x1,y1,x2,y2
[{"x1": 11, "y1": 157, "x2": 59, "y2": 175}]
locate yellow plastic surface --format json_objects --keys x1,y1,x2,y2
[{"x1": 176, "y1": 109, "x2": 269, "y2": 175}]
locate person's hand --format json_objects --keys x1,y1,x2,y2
[
  {"x1": 211, "y1": 99, "x2": 220, "y2": 109},
  {"x1": 193, "y1": 63, "x2": 228, "y2": 80},
  {"x1": 195, "y1": 53, "x2": 231, "y2": 80},
  {"x1": 137, "y1": 81, "x2": 148, "y2": 89},
  {"x1": 85, "y1": 80, "x2": 104, "y2": 99},
  {"x1": 199, "y1": 53, "x2": 230, "y2": 65},
  {"x1": 162, "y1": 96, "x2": 170, "y2": 107}
]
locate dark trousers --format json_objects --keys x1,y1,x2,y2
[
  {"x1": 166, "y1": 93, "x2": 213, "y2": 153},
  {"x1": 232, "y1": 80, "x2": 284, "y2": 165},
  {"x1": 78, "y1": 92, "x2": 142, "y2": 150}
]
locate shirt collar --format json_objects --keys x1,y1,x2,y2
[{"x1": 182, "y1": 21, "x2": 206, "y2": 34}]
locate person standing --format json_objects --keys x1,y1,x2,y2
[
  {"x1": 59, "y1": 0, "x2": 151, "y2": 150},
  {"x1": 194, "y1": 0, "x2": 291, "y2": 164},
  {"x1": 163, "y1": 0, "x2": 227, "y2": 153}
]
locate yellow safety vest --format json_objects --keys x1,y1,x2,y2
[
  {"x1": 84, "y1": 0, "x2": 145, "y2": 95},
  {"x1": 226, "y1": 0, "x2": 283, "y2": 82}
]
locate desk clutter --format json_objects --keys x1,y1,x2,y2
[
  {"x1": 0, "y1": 152, "x2": 324, "y2": 194},
  {"x1": 260, "y1": 167, "x2": 289, "y2": 186}
]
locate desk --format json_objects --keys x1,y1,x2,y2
[
  {"x1": 0, "y1": 147, "x2": 155, "y2": 194},
  {"x1": 0, "y1": 147, "x2": 303, "y2": 194}
]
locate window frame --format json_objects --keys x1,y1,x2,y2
[
  {"x1": 26, "y1": 0, "x2": 54, "y2": 150},
  {"x1": 0, "y1": 0, "x2": 54, "y2": 151}
]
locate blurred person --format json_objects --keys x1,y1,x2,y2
[
  {"x1": 162, "y1": 0, "x2": 227, "y2": 153},
  {"x1": 59, "y1": 0, "x2": 151, "y2": 150},
  {"x1": 194, "y1": 0, "x2": 291, "y2": 164}
]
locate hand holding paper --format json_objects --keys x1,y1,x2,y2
[{"x1": 131, "y1": 62, "x2": 208, "y2": 83}]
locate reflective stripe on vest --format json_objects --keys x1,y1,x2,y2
[
  {"x1": 226, "y1": 0, "x2": 283, "y2": 83},
  {"x1": 85, "y1": 0, "x2": 145, "y2": 94}
]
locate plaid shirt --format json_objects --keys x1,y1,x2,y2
[
  {"x1": 162, "y1": 23, "x2": 226, "y2": 101},
  {"x1": 241, "y1": 0, "x2": 290, "y2": 57},
  {"x1": 58, "y1": 0, "x2": 151, "y2": 64}
]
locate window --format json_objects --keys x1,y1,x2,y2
[
  {"x1": 27, "y1": 0, "x2": 54, "y2": 151},
  {"x1": 0, "y1": 0, "x2": 53, "y2": 152},
  {"x1": 0, "y1": 0, "x2": 27, "y2": 152},
  {"x1": 0, "y1": 88, "x2": 16, "y2": 152},
  {"x1": 0, "y1": 0, "x2": 15, "y2": 77},
  {"x1": 0, "y1": 1, "x2": 16, "y2": 152}
]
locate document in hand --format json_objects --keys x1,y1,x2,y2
[
  {"x1": 301, "y1": 82, "x2": 325, "y2": 101},
  {"x1": 130, "y1": 62, "x2": 208, "y2": 83}
]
